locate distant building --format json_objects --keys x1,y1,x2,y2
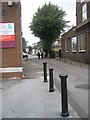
[
  {"x1": 0, "y1": 2, "x2": 23, "y2": 80},
  {"x1": 61, "y1": 1, "x2": 90, "y2": 63},
  {"x1": 53, "y1": 36, "x2": 61, "y2": 52},
  {"x1": 32, "y1": 42, "x2": 38, "y2": 55}
]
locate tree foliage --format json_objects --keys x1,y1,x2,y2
[
  {"x1": 28, "y1": 46, "x2": 32, "y2": 54},
  {"x1": 29, "y1": 2, "x2": 68, "y2": 56},
  {"x1": 22, "y1": 37, "x2": 27, "y2": 52}
]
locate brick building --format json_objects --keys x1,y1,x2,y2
[
  {"x1": 0, "y1": 2, "x2": 23, "y2": 80},
  {"x1": 61, "y1": 1, "x2": 90, "y2": 64},
  {"x1": 61, "y1": 27, "x2": 76, "y2": 61}
]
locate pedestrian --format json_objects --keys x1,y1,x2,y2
[
  {"x1": 26, "y1": 54, "x2": 28, "y2": 61},
  {"x1": 59, "y1": 49, "x2": 62, "y2": 61},
  {"x1": 38, "y1": 52, "x2": 40, "y2": 60},
  {"x1": 41, "y1": 52, "x2": 43, "y2": 59}
]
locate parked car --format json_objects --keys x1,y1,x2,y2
[{"x1": 23, "y1": 52, "x2": 28, "y2": 59}]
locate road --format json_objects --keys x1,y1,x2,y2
[{"x1": 24, "y1": 55, "x2": 88, "y2": 118}]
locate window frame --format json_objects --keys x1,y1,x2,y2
[
  {"x1": 78, "y1": 33, "x2": 86, "y2": 52},
  {"x1": 65, "y1": 39, "x2": 69, "y2": 52},
  {"x1": 82, "y1": 3, "x2": 87, "y2": 21},
  {"x1": 72, "y1": 37, "x2": 77, "y2": 52}
]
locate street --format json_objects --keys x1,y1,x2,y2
[{"x1": 24, "y1": 55, "x2": 88, "y2": 118}]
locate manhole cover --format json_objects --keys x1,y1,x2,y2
[{"x1": 75, "y1": 84, "x2": 90, "y2": 89}]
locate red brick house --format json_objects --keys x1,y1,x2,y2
[
  {"x1": 61, "y1": 1, "x2": 90, "y2": 64},
  {"x1": 0, "y1": 2, "x2": 23, "y2": 80}
]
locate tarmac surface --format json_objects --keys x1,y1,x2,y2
[{"x1": 1, "y1": 56, "x2": 80, "y2": 119}]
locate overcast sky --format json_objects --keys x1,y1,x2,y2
[{"x1": 21, "y1": 0, "x2": 76, "y2": 46}]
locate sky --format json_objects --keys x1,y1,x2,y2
[{"x1": 21, "y1": 0, "x2": 76, "y2": 46}]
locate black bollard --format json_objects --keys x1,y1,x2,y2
[
  {"x1": 59, "y1": 74, "x2": 69, "y2": 117},
  {"x1": 49, "y1": 68, "x2": 54, "y2": 92},
  {"x1": 43, "y1": 62, "x2": 47, "y2": 82}
]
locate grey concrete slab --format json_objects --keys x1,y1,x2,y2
[
  {"x1": 2, "y1": 78, "x2": 79, "y2": 118},
  {"x1": 0, "y1": 80, "x2": 2, "y2": 120}
]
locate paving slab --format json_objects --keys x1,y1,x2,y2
[
  {"x1": 0, "y1": 80, "x2": 2, "y2": 120},
  {"x1": 2, "y1": 78, "x2": 80, "y2": 118}
]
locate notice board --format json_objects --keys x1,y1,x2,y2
[{"x1": 0, "y1": 23, "x2": 15, "y2": 48}]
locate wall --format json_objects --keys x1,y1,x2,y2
[
  {"x1": 61, "y1": 28, "x2": 76, "y2": 60},
  {"x1": 76, "y1": 1, "x2": 90, "y2": 63},
  {"x1": 1, "y1": 2, "x2": 23, "y2": 80}
]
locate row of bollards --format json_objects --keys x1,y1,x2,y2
[
  {"x1": 43, "y1": 62, "x2": 69, "y2": 117},
  {"x1": 43, "y1": 62, "x2": 54, "y2": 92}
]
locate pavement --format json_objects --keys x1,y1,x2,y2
[
  {"x1": 1, "y1": 55, "x2": 81, "y2": 119},
  {"x1": 0, "y1": 80, "x2": 2, "y2": 120}
]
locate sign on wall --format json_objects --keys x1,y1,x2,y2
[{"x1": 0, "y1": 23, "x2": 15, "y2": 48}]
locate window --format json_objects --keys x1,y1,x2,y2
[
  {"x1": 65, "y1": 40, "x2": 68, "y2": 52},
  {"x1": 78, "y1": 33, "x2": 85, "y2": 51},
  {"x1": 82, "y1": 4, "x2": 87, "y2": 21},
  {"x1": 72, "y1": 37, "x2": 77, "y2": 52}
]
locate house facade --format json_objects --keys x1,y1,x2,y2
[
  {"x1": 53, "y1": 36, "x2": 61, "y2": 52},
  {"x1": 0, "y1": 2, "x2": 23, "y2": 80},
  {"x1": 61, "y1": 1, "x2": 90, "y2": 63}
]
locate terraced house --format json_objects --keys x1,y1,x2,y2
[
  {"x1": 61, "y1": 1, "x2": 90, "y2": 64},
  {"x1": 0, "y1": 1, "x2": 23, "y2": 80}
]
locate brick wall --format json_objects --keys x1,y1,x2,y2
[
  {"x1": 76, "y1": 1, "x2": 90, "y2": 63},
  {"x1": 61, "y1": 28, "x2": 76, "y2": 60},
  {"x1": 87, "y1": 25, "x2": 90, "y2": 63},
  {"x1": 1, "y1": 2, "x2": 23, "y2": 80},
  {"x1": 61, "y1": 2, "x2": 90, "y2": 64},
  {"x1": 87, "y1": 2, "x2": 90, "y2": 18},
  {"x1": 61, "y1": 27, "x2": 88, "y2": 63},
  {"x1": 76, "y1": 2, "x2": 82, "y2": 25},
  {"x1": 76, "y1": 2, "x2": 90, "y2": 25}
]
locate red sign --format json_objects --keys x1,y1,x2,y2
[{"x1": 0, "y1": 23, "x2": 15, "y2": 48}]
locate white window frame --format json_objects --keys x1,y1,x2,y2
[
  {"x1": 78, "y1": 33, "x2": 86, "y2": 52},
  {"x1": 82, "y1": 3, "x2": 87, "y2": 21},
  {"x1": 65, "y1": 40, "x2": 68, "y2": 52},
  {"x1": 72, "y1": 37, "x2": 77, "y2": 52}
]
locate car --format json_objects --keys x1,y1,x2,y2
[{"x1": 23, "y1": 52, "x2": 28, "y2": 58}]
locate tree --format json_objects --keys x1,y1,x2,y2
[
  {"x1": 22, "y1": 37, "x2": 27, "y2": 52},
  {"x1": 28, "y1": 46, "x2": 32, "y2": 54},
  {"x1": 29, "y1": 2, "x2": 68, "y2": 57}
]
